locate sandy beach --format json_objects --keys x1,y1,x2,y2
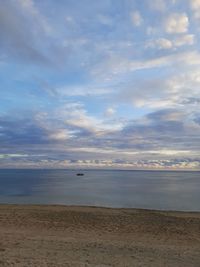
[{"x1": 0, "y1": 205, "x2": 200, "y2": 266}]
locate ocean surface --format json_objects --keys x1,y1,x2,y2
[{"x1": 0, "y1": 169, "x2": 200, "y2": 211}]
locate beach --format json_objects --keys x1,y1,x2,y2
[{"x1": 0, "y1": 205, "x2": 200, "y2": 266}]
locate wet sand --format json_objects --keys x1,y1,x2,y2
[{"x1": 0, "y1": 205, "x2": 200, "y2": 266}]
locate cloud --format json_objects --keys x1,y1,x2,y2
[
  {"x1": 1, "y1": 105, "x2": 200, "y2": 170},
  {"x1": 1, "y1": 1, "x2": 200, "y2": 170},
  {"x1": 146, "y1": 109, "x2": 184, "y2": 121},
  {"x1": 48, "y1": 129, "x2": 74, "y2": 141},
  {"x1": 122, "y1": 110, "x2": 185, "y2": 138},
  {"x1": 31, "y1": 102, "x2": 123, "y2": 146},
  {"x1": 190, "y1": 0, "x2": 200, "y2": 20},
  {"x1": 104, "y1": 107, "x2": 116, "y2": 117},
  {"x1": 48, "y1": 85, "x2": 113, "y2": 97},
  {"x1": 146, "y1": 34, "x2": 195, "y2": 50},
  {"x1": 119, "y1": 109, "x2": 200, "y2": 157},
  {"x1": 116, "y1": 64, "x2": 200, "y2": 112},
  {"x1": 173, "y1": 34, "x2": 195, "y2": 46},
  {"x1": 130, "y1": 11, "x2": 143, "y2": 27},
  {"x1": 0, "y1": 116, "x2": 49, "y2": 145},
  {"x1": 91, "y1": 50, "x2": 200, "y2": 83},
  {"x1": 1, "y1": 155, "x2": 200, "y2": 170},
  {"x1": 17, "y1": 0, "x2": 52, "y2": 34},
  {"x1": 190, "y1": 0, "x2": 200, "y2": 9},
  {"x1": 57, "y1": 103, "x2": 122, "y2": 134},
  {"x1": 0, "y1": 154, "x2": 28, "y2": 159},
  {"x1": 0, "y1": 0, "x2": 51, "y2": 64},
  {"x1": 164, "y1": 13, "x2": 189, "y2": 33},
  {"x1": 147, "y1": 38, "x2": 173, "y2": 49}
]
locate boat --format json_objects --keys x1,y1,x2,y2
[{"x1": 76, "y1": 173, "x2": 84, "y2": 176}]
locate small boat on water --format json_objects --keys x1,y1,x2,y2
[{"x1": 76, "y1": 173, "x2": 84, "y2": 176}]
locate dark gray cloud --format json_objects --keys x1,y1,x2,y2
[
  {"x1": 122, "y1": 109, "x2": 184, "y2": 136},
  {"x1": 181, "y1": 97, "x2": 200, "y2": 105},
  {"x1": 1, "y1": 106, "x2": 200, "y2": 170},
  {"x1": 0, "y1": 116, "x2": 49, "y2": 145}
]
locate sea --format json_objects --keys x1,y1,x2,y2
[{"x1": 0, "y1": 169, "x2": 200, "y2": 211}]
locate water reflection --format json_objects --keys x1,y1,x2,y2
[{"x1": 0, "y1": 169, "x2": 200, "y2": 211}]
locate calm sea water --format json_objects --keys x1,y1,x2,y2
[{"x1": 0, "y1": 169, "x2": 200, "y2": 211}]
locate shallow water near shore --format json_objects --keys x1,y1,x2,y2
[{"x1": 0, "y1": 169, "x2": 200, "y2": 211}]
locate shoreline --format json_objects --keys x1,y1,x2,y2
[
  {"x1": 1, "y1": 203, "x2": 200, "y2": 213},
  {"x1": 1, "y1": 202, "x2": 200, "y2": 211},
  {"x1": 0, "y1": 204, "x2": 200, "y2": 266}
]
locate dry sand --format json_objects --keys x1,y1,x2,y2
[{"x1": 0, "y1": 205, "x2": 200, "y2": 266}]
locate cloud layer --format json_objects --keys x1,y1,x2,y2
[{"x1": 0, "y1": 0, "x2": 200, "y2": 169}]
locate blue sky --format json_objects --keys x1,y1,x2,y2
[{"x1": 0, "y1": 0, "x2": 200, "y2": 169}]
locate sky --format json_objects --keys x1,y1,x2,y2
[{"x1": 0, "y1": 0, "x2": 200, "y2": 170}]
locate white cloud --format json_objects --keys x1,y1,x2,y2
[
  {"x1": 190, "y1": 0, "x2": 200, "y2": 9},
  {"x1": 51, "y1": 103, "x2": 123, "y2": 135},
  {"x1": 157, "y1": 38, "x2": 173, "y2": 49},
  {"x1": 164, "y1": 13, "x2": 189, "y2": 33},
  {"x1": 66, "y1": 111, "x2": 121, "y2": 133},
  {"x1": 105, "y1": 107, "x2": 116, "y2": 117},
  {"x1": 147, "y1": 38, "x2": 173, "y2": 49},
  {"x1": 147, "y1": 34, "x2": 195, "y2": 50},
  {"x1": 48, "y1": 129, "x2": 74, "y2": 141},
  {"x1": 173, "y1": 34, "x2": 195, "y2": 46},
  {"x1": 130, "y1": 11, "x2": 143, "y2": 27}
]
